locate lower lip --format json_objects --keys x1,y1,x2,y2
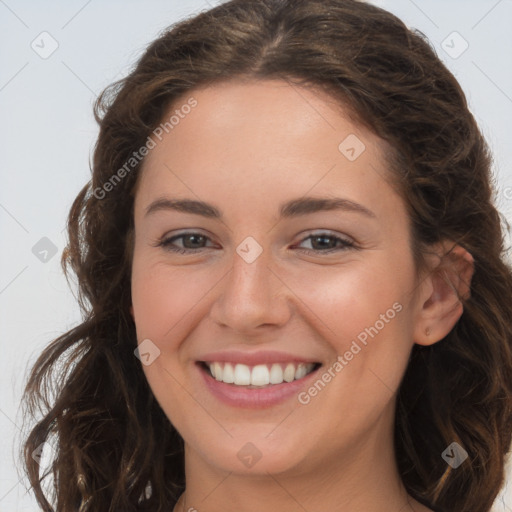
[{"x1": 196, "y1": 362, "x2": 321, "y2": 409}]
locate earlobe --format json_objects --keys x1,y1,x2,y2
[{"x1": 414, "y1": 242, "x2": 474, "y2": 346}]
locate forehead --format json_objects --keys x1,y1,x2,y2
[{"x1": 134, "y1": 78, "x2": 400, "y2": 223}]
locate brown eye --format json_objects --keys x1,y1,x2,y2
[
  {"x1": 295, "y1": 233, "x2": 355, "y2": 254},
  {"x1": 158, "y1": 232, "x2": 213, "y2": 254}
]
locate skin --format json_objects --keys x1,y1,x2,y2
[{"x1": 129, "y1": 78, "x2": 474, "y2": 512}]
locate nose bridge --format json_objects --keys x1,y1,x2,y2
[{"x1": 210, "y1": 235, "x2": 290, "y2": 331}]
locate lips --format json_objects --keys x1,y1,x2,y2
[{"x1": 195, "y1": 350, "x2": 323, "y2": 408}]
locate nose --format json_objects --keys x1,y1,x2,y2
[{"x1": 208, "y1": 243, "x2": 292, "y2": 334}]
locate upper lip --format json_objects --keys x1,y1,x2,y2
[{"x1": 197, "y1": 350, "x2": 321, "y2": 366}]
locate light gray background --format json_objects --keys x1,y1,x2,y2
[{"x1": 1, "y1": 0, "x2": 511, "y2": 510}]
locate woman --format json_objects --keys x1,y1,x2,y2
[{"x1": 21, "y1": 0, "x2": 512, "y2": 511}]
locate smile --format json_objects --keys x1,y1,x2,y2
[
  {"x1": 196, "y1": 359, "x2": 323, "y2": 409},
  {"x1": 203, "y1": 361, "x2": 320, "y2": 387}
]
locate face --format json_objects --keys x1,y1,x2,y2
[{"x1": 130, "y1": 78, "x2": 426, "y2": 477}]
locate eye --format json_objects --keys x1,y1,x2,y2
[
  {"x1": 156, "y1": 232, "x2": 214, "y2": 254},
  {"x1": 294, "y1": 232, "x2": 355, "y2": 254}
]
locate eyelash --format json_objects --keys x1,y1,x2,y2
[{"x1": 156, "y1": 231, "x2": 356, "y2": 255}]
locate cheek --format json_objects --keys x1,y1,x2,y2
[
  {"x1": 130, "y1": 258, "x2": 211, "y2": 426},
  {"x1": 300, "y1": 259, "x2": 412, "y2": 344},
  {"x1": 131, "y1": 258, "x2": 216, "y2": 344},
  {"x1": 298, "y1": 255, "x2": 415, "y2": 400}
]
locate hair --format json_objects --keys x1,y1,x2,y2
[{"x1": 20, "y1": 0, "x2": 512, "y2": 511}]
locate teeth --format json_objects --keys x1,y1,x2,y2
[
  {"x1": 212, "y1": 362, "x2": 223, "y2": 381},
  {"x1": 269, "y1": 363, "x2": 283, "y2": 384},
  {"x1": 207, "y1": 361, "x2": 316, "y2": 387},
  {"x1": 295, "y1": 363, "x2": 308, "y2": 380},
  {"x1": 222, "y1": 363, "x2": 235, "y2": 383},
  {"x1": 234, "y1": 364, "x2": 251, "y2": 385},
  {"x1": 251, "y1": 364, "x2": 270, "y2": 386},
  {"x1": 283, "y1": 363, "x2": 295, "y2": 382}
]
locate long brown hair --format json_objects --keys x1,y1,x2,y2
[{"x1": 20, "y1": 0, "x2": 512, "y2": 510}]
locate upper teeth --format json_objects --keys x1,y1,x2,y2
[{"x1": 207, "y1": 362, "x2": 316, "y2": 386}]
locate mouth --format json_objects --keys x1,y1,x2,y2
[
  {"x1": 198, "y1": 361, "x2": 322, "y2": 388},
  {"x1": 195, "y1": 360, "x2": 323, "y2": 408}
]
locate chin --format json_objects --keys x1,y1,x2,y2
[{"x1": 191, "y1": 432, "x2": 309, "y2": 476}]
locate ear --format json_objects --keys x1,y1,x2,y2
[{"x1": 413, "y1": 241, "x2": 474, "y2": 346}]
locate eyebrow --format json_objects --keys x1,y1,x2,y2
[{"x1": 144, "y1": 196, "x2": 376, "y2": 219}]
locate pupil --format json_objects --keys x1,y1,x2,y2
[
  {"x1": 313, "y1": 236, "x2": 334, "y2": 250},
  {"x1": 186, "y1": 234, "x2": 204, "y2": 248}
]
